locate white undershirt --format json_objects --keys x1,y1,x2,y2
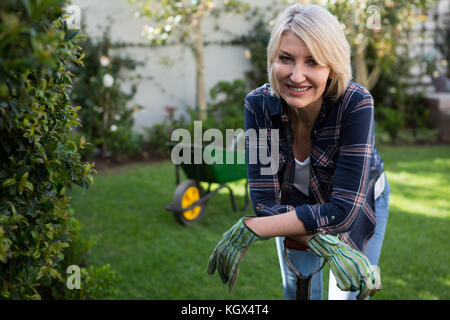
[
  {"x1": 293, "y1": 156, "x2": 310, "y2": 196},
  {"x1": 292, "y1": 157, "x2": 385, "y2": 200}
]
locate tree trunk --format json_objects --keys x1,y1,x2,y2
[
  {"x1": 355, "y1": 39, "x2": 369, "y2": 89},
  {"x1": 354, "y1": 38, "x2": 381, "y2": 91},
  {"x1": 192, "y1": 15, "x2": 207, "y2": 121}
]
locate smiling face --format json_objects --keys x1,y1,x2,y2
[{"x1": 272, "y1": 31, "x2": 331, "y2": 110}]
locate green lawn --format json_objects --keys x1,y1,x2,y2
[{"x1": 69, "y1": 145, "x2": 450, "y2": 300}]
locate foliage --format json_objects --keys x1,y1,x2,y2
[
  {"x1": 320, "y1": 0, "x2": 435, "y2": 91},
  {"x1": 375, "y1": 104, "x2": 406, "y2": 141},
  {"x1": 143, "y1": 79, "x2": 248, "y2": 156},
  {"x1": 238, "y1": 18, "x2": 271, "y2": 89},
  {"x1": 0, "y1": 0, "x2": 95, "y2": 299},
  {"x1": 143, "y1": 112, "x2": 188, "y2": 157},
  {"x1": 37, "y1": 211, "x2": 120, "y2": 300},
  {"x1": 205, "y1": 79, "x2": 248, "y2": 133},
  {"x1": 128, "y1": 0, "x2": 250, "y2": 45},
  {"x1": 65, "y1": 263, "x2": 120, "y2": 300},
  {"x1": 181, "y1": 79, "x2": 248, "y2": 146},
  {"x1": 70, "y1": 23, "x2": 144, "y2": 159},
  {"x1": 320, "y1": 0, "x2": 439, "y2": 143},
  {"x1": 370, "y1": 45, "x2": 435, "y2": 143}
]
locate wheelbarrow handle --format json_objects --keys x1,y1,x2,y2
[{"x1": 283, "y1": 240, "x2": 326, "y2": 300}]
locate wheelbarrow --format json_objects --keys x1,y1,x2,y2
[{"x1": 165, "y1": 142, "x2": 249, "y2": 225}]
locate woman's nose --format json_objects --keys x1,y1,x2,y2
[{"x1": 290, "y1": 64, "x2": 306, "y2": 83}]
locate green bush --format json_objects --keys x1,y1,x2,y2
[
  {"x1": 0, "y1": 0, "x2": 95, "y2": 299},
  {"x1": 36, "y1": 210, "x2": 120, "y2": 300},
  {"x1": 143, "y1": 79, "x2": 248, "y2": 156},
  {"x1": 376, "y1": 104, "x2": 405, "y2": 142},
  {"x1": 206, "y1": 79, "x2": 248, "y2": 131},
  {"x1": 143, "y1": 122, "x2": 175, "y2": 158},
  {"x1": 65, "y1": 264, "x2": 120, "y2": 300},
  {"x1": 238, "y1": 18, "x2": 271, "y2": 89}
]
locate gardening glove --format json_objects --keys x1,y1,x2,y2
[
  {"x1": 307, "y1": 233, "x2": 382, "y2": 300},
  {"x1": 207, "y1": 216, "x2": 268, "y2": 292}
]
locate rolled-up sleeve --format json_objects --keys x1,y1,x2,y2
[{"x1": 244, "y1": 94, "x2": 294, "y2": 217}]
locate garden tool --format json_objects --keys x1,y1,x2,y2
[{"x1": 283, "y1": 238, "x2": 326, "y2": 300}]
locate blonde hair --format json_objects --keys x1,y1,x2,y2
[{"x1": 267, "y1": 4, "x2": 352, "y2": 101}]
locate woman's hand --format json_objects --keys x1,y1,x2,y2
[
  {"x1": 307, "y1": 233, "x2": 382, "y2": 299},
  {"x1": 207, "y1": 216, "x2": 268, "y2": 292}
]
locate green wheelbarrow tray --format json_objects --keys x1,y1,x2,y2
[{"x1": 165, "y1": 142, "x2": 250, "y2": 225}]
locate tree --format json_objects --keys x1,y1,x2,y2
[
  {"x1": 128, "y1": 0, "x2": 250, "y2": 120},
  {"x1": 320, "y1": 0, "x2": 435, "y2": 90}
]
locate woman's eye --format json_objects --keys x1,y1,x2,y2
[
  {"x1": 307, "y1": 59, "x2": 318, "y2": 65},
  {"x1": 279, "y1": 55, "x2": 291, "y2": 62}
]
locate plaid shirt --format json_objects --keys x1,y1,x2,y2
[{"x1": 244, "y1": 82, "x2": 384, "y2": 252}]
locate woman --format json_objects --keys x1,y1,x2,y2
[{"x1": 207, "y1": 4, "x2": 389, "y2": 300}]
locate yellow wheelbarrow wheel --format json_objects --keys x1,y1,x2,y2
[{"x1": 172, "y1": 179, "x2": 206, "y2": 225}]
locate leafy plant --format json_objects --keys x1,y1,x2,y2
[
  {"x1": 376, "y1": 104, "x2": 406, "y2": 142},
  {"x1": 143, "y1": 105, "x2": 188, "y2": 157},
  {"x1": 143, "y1": 79, "x2": 248, "y2": 155},
  {"x1": 37, "y1": 211, "x2": 120, "y2": 300},
  {"x1": 0, "y1": 0, "x2": 95, "y2": 299},
  {"x1": 206, "y1": 79, "x2": 248, "y2": 133},
  {"x1": 237, "y1": 18, "x2": 271, "y2": 89}
]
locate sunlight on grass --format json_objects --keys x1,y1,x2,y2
[{"x1": 387, "y1": 170, "x2": 449, "y2": 218}]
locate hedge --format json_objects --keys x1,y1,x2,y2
[{"x1": 0, "y1": 0, "x2": 94, "y2": 299}]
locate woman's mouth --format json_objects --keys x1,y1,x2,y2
[{"x1": 286, "y1": 84, "x2": 312, "y2": 95}]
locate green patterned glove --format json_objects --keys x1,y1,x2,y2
[
  {"x1": 307, "y1": 233, "x2": 382, "y2": 300},
  {"x1": 207, "y1": 217, "x2": 268, "y2": 292}
]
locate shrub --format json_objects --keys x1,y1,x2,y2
[
  {"x1": 206, "y1": 79, "x2": 248, "y2": 133},
  {"x1": 0, "y1": 0, "x2": 95, "y2": 299},
  {"x1": 238, "y1": 18, "x2": 271, "y2": 89},
  {"x1": 376, "y1": 104, "x2": 405, "y2": 142},
  {"x1": 143, "y1": 79, "x2": 248, "y2": 156},
  {"x1": 37, "y1": 211, "x2": 120, "y2": 300}
]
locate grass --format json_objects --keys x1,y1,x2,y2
[{"x1": 69, "y1": 145, "x2": 450, "y2": 300}]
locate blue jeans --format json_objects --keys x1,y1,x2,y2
[{"x1": 276, "y1": 176, "x2": 390, "y2": 300}]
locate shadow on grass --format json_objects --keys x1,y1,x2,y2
[{"x1": 379, "y1": 205, "x2": 450, "y2": 300}]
